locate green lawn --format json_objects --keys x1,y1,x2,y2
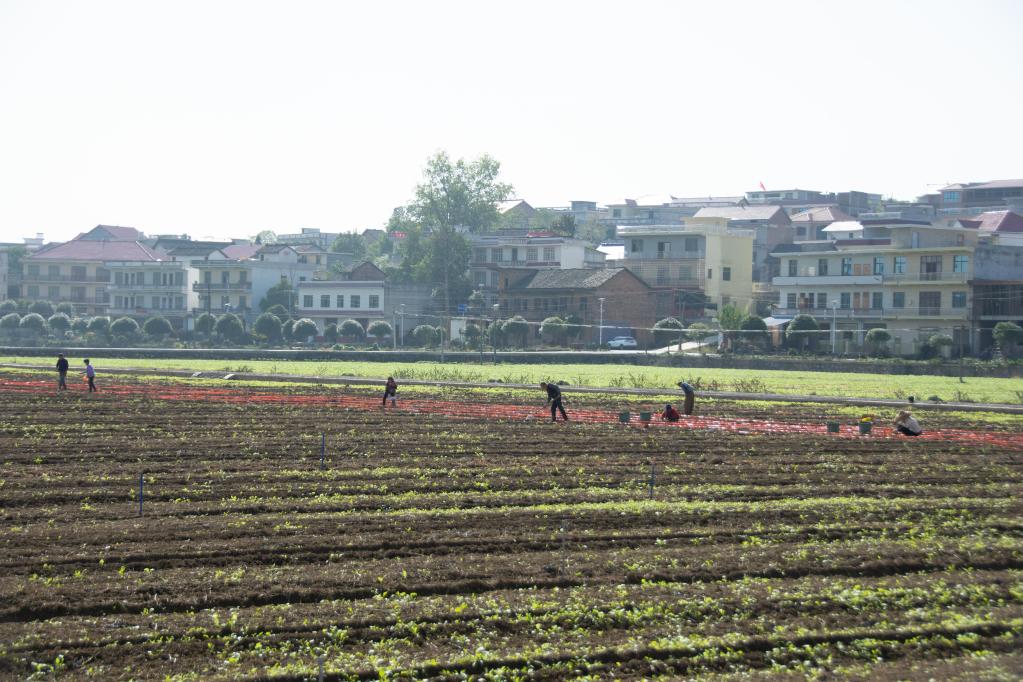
[{"x1": 3, "y1": 355, "x2": 1022, "y2": 404}]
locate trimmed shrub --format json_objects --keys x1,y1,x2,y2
[{"x1": 111, "y1": 317, "x2": 141, "y2": 336}]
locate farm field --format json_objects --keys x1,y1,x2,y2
[
  {"x1": 3, "y1": 355, "x2": 1023, "y2": 403},
  {"x1": 1, "y1": 372, "x2": 1022, "y2": 680}
]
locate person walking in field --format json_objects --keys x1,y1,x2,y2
[
  {"x1": 382, "y1": 376, "x2": 398, "y2": 407},
  {"x1": 56, "y1": 353, "x2": 69, "y2": 391},
  {"x1": 894, "y1": 410, "x2": 922, "y2": 437},
  {"x1": 540, "y1": 382, "x2": 568, "y2": 422},
  {"x1": 83, "y1": 358, "x2": 97, "y2": 392},
  {"x1": 677, "y1": 381, "x2": 696, "y2": 416},
  {"x1": 661, "y1": 403, "x2": 680, "y2": 422}
]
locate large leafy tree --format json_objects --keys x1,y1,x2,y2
[
  {"x1": 111, "y1": 317, "x2": 140, "y2": 336},
  {"x1": 143, "y1": 316, "x2": 173, "y2": 338},
  {"x1": 653, "y1": 317, "x2": 685, "y2": 347},
  {"x1": 330, "y1": 233, "x2": 368, "y2": 261},
  {"x1": 215, "y1": 313, "x2": 245, "y2": 343},
  {"x1": 48, "y1": 313, "x2": 72, "y2": 335},
  {"x1": 292, "y1": 318, "x2": 318, "y2": 341},
  {"x1": 260, "y1": 280, "x2": 296, "y2": 313},
  {"x1": 502, "y1": 315, "x2": 529, "y2": 348},
  {"x1": 993, "y1": 321, "x2": 1023, "y2": 358},
  {"x1": 253, "y1": 312, "x2": 283, "y2": 342},
  {"x1": 786, "y1": 314, "x2": 819, "y2": 351}
]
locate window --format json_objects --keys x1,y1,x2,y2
[
  {"x1": 893, "y1": 256, "x2": 906, "y2": 274},
  {"x1": 871, "y1": 292, "x2": 883, "y2": 309},
  {"x1": 796, "y1": 226, "x2": 806, "y2": 238},
  {"x1": 490, "y1": 271, "x2": 499, "y2": 287},
  {"x1": 951, "y1": 291, "x2": 967, "y2": 308},
  {"x1": 474, "y1": 248, "x2": 486, "y2": 263},
  {"x1": 656, "y1": 266, "x2": 668, "y2": 285},
  {"x1": 473, "y1": 271, "x2": 486, "y2": 285},
  {"x1": 920, "y1": 255, "x2": 942, "y2": 280},
  {"x1": 818, "y1": 259, "x2": 828, "y2": 276},
  {"x1": 303, "y1": 295, "x2": 313, "y2": 308},
  {"x1": 953, "y1": 255, "x2": 968, "y2": 273},
  {"x1": 238, "y1": 296, "x2": 246, "y2": 309},
  {"x1": 873, "y1": 257, "x2": 884, "y2": 275},
  {"x1": 612, "y1": 208, "x2": 621, "y2": 218},
  {"x1": 27, "y1": 264, "x2": 39, "y2": 277},
  {"x1": 72, "y1": 266, "x2": 87, "y2": 281},
  {"x1": 321, "y1": 295, "x2": 330, "y2": 308},
  {"x1": 707, "y1": 268, "x2": 713, "y2": 280},
  {"x1": 657, "y1": 241, "x2": 670, "y2": 258},
  {"x1": 491, "y1": 248, "x2": 503, "y2": 263},
  {"x1": 579, "y1": 297, "x2": 588, "y2": 312},
  {"x1": 543, "y1": 247, "x2": 556, "y2": 262},
  {"x1": 48, "y1": 286, "x2": 59, "y2": 298},
  {"x1": 27, "y1": 285, "x2": 39, "y2": 297},
  {"x1": 115, "y1": 272, "x2": 124, "y2": 285},
  {"x1": 816, "y1": 293, "x2": 827, "y2": 309},
  {"x1": 840, "y1": 292, "x2": 851, "y2": 309},
  {"x1": 369, "y1": 295, "x2": 379, "y2": 308},
  {"x1": 684, "y1": 237, "x2": 699, "y2": 252},
  {"x1": 786, "y1": 293, "x2": 797, "y2": 308},
  {"x1": 841, "y1": 258, "x2": 852, "y2": 276},
  {"x1": 919, "y1": 291, "x2": 941, "y2": 315},
  {"x1": 722, "y1": 267, "x2": 731, "y2": 281},
  {"x1": 221, "y1": 296, "x2": 229, "y2": 308},
  {"x1": 238, "y1": 270, "x2": 247, "y2": 283},
  {"x1": 96, "y1": 268, "x2": 110, "y2": 282},
  {"x1": 787, "y1": 260, "x2": 797, "y2": 276},
  {"x1": 336, "y1": 295, "x2": 344, "y2": 308},
  {"x1": 526, "y1": 247, "x2": 538, "y2": 262},
  {"x1": 630, "y1": 239, "x2": 643, "y2": 253},
  {"x1": 892, "y1": 292, "x2": 905, "y2": 308},
  {"x1": 943, "y1": 190, "x2": 960, "y2": 203},
  {"x1": 351, "y1": 295, "x2": 361, "y2": 309},
  {"x1": 221, "y1": 271, "x2": 230, "y2": 284},
  {"x1": 204, "y1": 271, "x2": 212, "y2": 283}
]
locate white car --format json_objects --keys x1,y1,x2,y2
[{"x1": 606, "y1": 336, "x2": 638, "y2": 349}]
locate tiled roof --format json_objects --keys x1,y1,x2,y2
[
  {"x1": 166, "y1": 245, "x2": 227, "y2": 257},
  {"x1": 512, "y1": 268, "x2": 630, "y2": 290},
  {"x1": 28, "y1": 240, "x2": 165, "y2": 262},
  {"x1": 694, "y1": 206, "x2": 787, "y2": 221},
  {"x1": 942, "y1": 179, "x2": 1023, "y2": 191},
  {"x1": 79, "y1": 225, "x2": 145, "y2": 241},
  {"x1": 222, "y1": 244, "x2": 261, "y2": 260},
  {"x1": 790, "y1": 206, "x2": 853, "y2": 223},
  {"x1": 974, "y1": 210, "x2": 1023, "y2": 233}
]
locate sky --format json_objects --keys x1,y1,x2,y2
[{"x1": 1, "y1": 0, "x2": 1021, "y2": 244}]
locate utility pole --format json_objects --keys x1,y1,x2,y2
[
  {"x1": 492, "y1": 304, "x2": 500, "y2": 363},
  {"x1": 830, "y1": 300, "x2": 838, "y2": 355},
  {"x1": 598, "y1": 296, "x2": 606, "y2": 348},
  {"x1": 399, "y1": 304, "x2": 405, "y2": 347}
]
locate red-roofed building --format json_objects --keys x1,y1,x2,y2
[{"x1": 22, "y1": 227, "x2": 163, "y2": 316}]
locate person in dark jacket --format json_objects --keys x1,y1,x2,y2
[
  {"x1": 677, "y1": 381, "x2": 696, "y2": 415},
  {"x1": 661, "y1": 404, "x2": 680, "y2": 422},
  {"x1": 540, "y1": 382, "x2": 568, "y2": 422},
  {"x1": 56, "y1": 353, "x2": 69, "y2": 390},
  {"x1": 382, "y1": 377, "x2": 398, "y2": 407}
]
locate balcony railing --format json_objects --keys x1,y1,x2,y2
[
  {"x1": 22, "y1": 274, "x2": 110, "y2": 283},
  {"x1": 192, "y1": 281, "x2": 252, "y2": 292},
  {"x1": 110, "y1": 283, "x2": 188, "y2": 292},
  {"x1": 108, "y1": 306, "x2": 188, "y2": 316},
  {"x1": 883, "y1": 271, "x2": 968, "y2": 283},
  {"x1": 773, "y1": 306, "x2": 969, "y2": 320}
]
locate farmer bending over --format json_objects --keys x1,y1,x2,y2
[
  {"x1": 661, "y1": 404, "x2": 680, "y2": 422},
  {"x1": 677, "y1": 381, "x2": 696, "y2": 415},
  {"x1": 540, "y1": 382, "x2": 568, "y2": 422},
  {"x1": 894, "y1": 410, "x2": 922, "y2": 437}
]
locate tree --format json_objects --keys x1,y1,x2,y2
[
  {"x1": 292, "y1": 318, "x2": 318, "y2": 341},
  {"x1": 0, "y1": 312, "x2": 20, "y2": 330},
  {"x1": 265, "y1": 304, "x2": 290, "y2": 321},
  {"x1": 110, "y1": 317, "x2": 140, "y2": 336},
  {"x1": 653, "y1": 317, "x2": 685, "y2": 347},
  {"x1": 864, "y1": 328, "x2": 892, "y2": 357},
  {"x1": 408, "y1": 152, "x2": 513, "y2": 331},
  {"x1": 55, "y1": 302, "x2": 75, "y2": 316},
  {"x1": 71, "y1": 317, "x2": 89, "y2": 334},
  {"x1": 215, "y1": 313, "x2": 244, "y2": 343},
  {"x1": 926, "y1": 333, "x2": 954, "y2": 359},
  {"x1": 19, "y1": 312, "x2": 46, "y2": 334},
  {"x1": 48, "y1": 313, "x2": 72, "y2": 336},
  {"x1": 339, "y1": 318, "x2": 365, "y2": 341},
  {"x1": 540, "y1": 316, "x2": 568, "y2": 346},
  {"x1": 686, "y1": 322, "x2": 714, "y2": 344},
  {"x1": 993, "y1": 321, "x2": 1023, "y2": 358},
  {"x1": 29, "y1": 300, "x2": 54, "y2": 317},
  {"x1": 786, "y1": 314, "x2": 819, "y2": 351},
  {"x1": 260, "y1": 280, "x2": 296, "y2": 313},
  {"x1": 717, "y1": 304, "x2": 746, "y2": 350},
  {"x1": 252, "y1": 230, "x2": 277, "y2": 245},
  {"x1": 330, "y1": 233, "x2": 368, "y2": 261},
  {"x1": 574, "y1": 219, "x2": 611, "y2": 246},
  {"x1": 282, "y1": 318, "x2": 296, "y2": 341},
  {"x1": 739, "y1": 315, "x2": 769, "y2": 351},
  {"x1": 0, "y1": 300, "x2": 17, "y2": 314},
  {"x1": 195, "y1": 312, "x2": 216, "y2": 336},
  {"x1": 463, "y1": 322, "x2": 484, "y2": 348},
  {"x1": 550, "y1": 213, "x2": 576, "y2": 237},
  {"x1": 367, "y1": 320, "x2": 393, "y2": 339},
  {"x1": 410, "y1": 324, "x2": 439, "y2": 347},
  {"x1": 87, "y1": 316, "x2": 110, "y2": 336},
  {"x1": 323, "y1": 322, "x2": 338, "y2": 343},
  {"x1": 143, "y1": 316, "x2": 173, "y2": 339},
  {"x1": 502, "y1": 315, "x2": 530, "y2": 348},
  {"x1": 253, "y1": 313, "x2": 283, "y2": 343}
]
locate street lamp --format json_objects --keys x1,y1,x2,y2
[
  {"x1": 830, "y1": 300, "x2": 838, "y2": 354},
  {"x1": 598, "y1": 297, "x2": 606, "y2": 348},
  {"x1": 399, "y1": 304, "x2": 405, "y2": 347}
]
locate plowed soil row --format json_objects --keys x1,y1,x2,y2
[{"x1": 0, "y1": 377, "x2": 1021, "y2": 680}]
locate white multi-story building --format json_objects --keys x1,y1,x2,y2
[
  {"x1": 771, "y1": 219, "x2": 980, "y2": 355},
  {"x1": 469, "y1": 232, "x2": 606, "y2": 306},
  {"x1": 294, "y1": 262, "x2": 387, "y2": 334},
  {"x1": 106, "y1": 260, "x2": 199, "y2": 327}
]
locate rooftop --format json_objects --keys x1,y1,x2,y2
[
  {"x1": 511, "y1": 268, "x2": 627, "y2": 290},
  {"x1": 694, "y1": 205, "x2": 787, "y2": 221},
  {"x1": 968, "y1": 210, "x2": 1023, "y2": 233},
  {"x1": 942, "y1": 179, "x2": 1023, "y2": 191},
  {"x1": 28, "y1": 239, "x2": 165, "y2": 262},
  {"x1": 790, "y1": 206, "x2": 853, "y2": 223}
]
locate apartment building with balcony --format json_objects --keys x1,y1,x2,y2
[
  {"x1": 191, "y1": 244, "x2": 320, "y2": 322},
  {"x1": 770, "y1": 220, "x2": 979, "y2": 355},
  {"x1": 936, "y1": 179, "x2": 1023, "y2": 216},
  {"x1": 616, "y1": 217, "x2": 754, "y2": 322},
  {"x1": 693, "y1": 205, "x2": 793, "y2": 284},
  {"x1": 294, "y1": 262, "x2": 387, "y2": 334},
  {"x1": 469, "y1": 232, "x2": 606, "y2": 306},
  {"x1": 106, "y1": 259, "x2": 199, "y2": 327},
  {"x1": 20, "y1": 226, "x2": 160, "y2": 316}
]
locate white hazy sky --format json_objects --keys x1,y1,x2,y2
[{"x1": 1, "y1": 0, "x2": 1021, "y2": 244}]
